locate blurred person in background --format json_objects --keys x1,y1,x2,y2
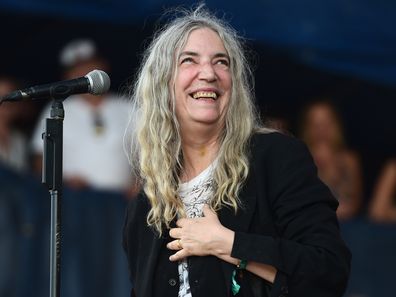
[
  {"x1": 263, "y1": 115, "x2": 290, "y2": 135},
  {"x1": 369, "y1": 159, "x2": 396, "y2": 222},
  {"x1": 31, "y1": 39, "x2": 136, "y2": 196},
  {"x1": 1, "y1": 75, "x2": 48, "y2": 297},
  {"x1": 0, "y1": 76, "x2": 29, "y2": 173},
  {"x1": 299, "y1": 100, "x2": 362, "y2": 221},
  {"x1": 30, "y1": 39, "x2": 134, "y2": 297}
]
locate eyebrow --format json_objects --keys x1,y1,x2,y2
[{"x1": 178, "y1": 51, "x2": 230, "y2": 61}]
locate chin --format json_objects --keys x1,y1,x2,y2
[{"x1": 191, "y1": 113, "x2": 222, "y2": 124}]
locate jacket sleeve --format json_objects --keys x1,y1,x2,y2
[
  {"x1": 122, "y1": 193, "x2": 145, "y2": 297},
  {"x1": 122, "y1": 195, "x2": 137, "y2": 284},
  {"x1": 230, "y1": 133, "x2": 351, "y2": 297}
]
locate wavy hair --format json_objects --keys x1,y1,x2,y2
[{"x1": 125, "y1": 5, "x2": 271, "y2": 234}]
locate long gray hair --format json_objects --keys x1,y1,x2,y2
[{"x1": 125, "y1": 5, "x2": 270, "y2": 234}]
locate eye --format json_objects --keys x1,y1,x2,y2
[
  {"x1": 180, "y1": 57, "x2": 195, "y2": 64},
  {"x1": 215, "y1": 59, "x2": 229, "y2": 66}
]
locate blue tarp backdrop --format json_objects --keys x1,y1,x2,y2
[{"x1": 0, "y1": 0, "x2": 395, "y2": 86}]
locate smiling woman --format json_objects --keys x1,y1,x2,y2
[
  {"x1": 122, "y1": 5, "x2": 351, "y2": 297},
  {"x1": 174, "y1": 28, "x2": 232, "y2": 143}
]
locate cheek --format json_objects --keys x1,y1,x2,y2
[
  {"x1": 217, "y1": 67, "x2": 231, "y2": 79},
  {"x1": 218, "y1": 71, "x2": 232, "y2": 91},
  {"x1": 220, "y1": 72, "x2": 232, "y2": 103},
  {"x1": 174, "y1": 92, "x2": 185, "y2": 114},
  {"x1": 174, "y1": 101, "x2": 184, "y2": 122},
  {"x1": 175, "y1": 68, "x2": 196, "y2": 90}
]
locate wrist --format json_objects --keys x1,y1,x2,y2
[
  {"x1": 236, "y1": 259, "x2": 248, "y2": 269},
  {"x1": 211, "y1": 226, "x2": 235, "y2": 257}
]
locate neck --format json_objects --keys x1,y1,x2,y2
[
  {"x1": 180, "y1": 124, "x2": 222, "y2": 182},
  {"x1": 82, "y1": 94, "x2": 105, "y2": 108}
]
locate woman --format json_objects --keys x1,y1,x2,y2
[
  {"x1": 123, "y1": 7, "x2": 350, "y2": 297},
  {"x1": 369, "y1": 159, "x2": 396, "y2": 222},
  {"x1": 299, "y1": 100, "x2": 362, "y2": 220}
]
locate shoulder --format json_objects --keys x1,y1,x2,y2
[
  {"x1": 248, "y1": 131, "x2": 320, "y2": 189},
  {"x1": 380, "y1": 159, "x2": 396, "y2": 178},
  {"x1": 125, "y1": 192, "x2": 150, "y2": 223},
  {"x1": 250, "y1": 131, "x2": 309, "y2": 160},
  {"x1": 248, "y1": 132, "x2": 338, "y2": 211},
  {"x1": 340, "y1": 149, "x2": 361, "y2": 169},
  {"x1": 251, "y1": 130, "x2": 299, "y2": 145}
]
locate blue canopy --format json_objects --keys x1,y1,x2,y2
[{"x1": 0, "y1": 0, "x2": 395, "y2": 87}]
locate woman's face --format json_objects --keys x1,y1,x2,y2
[
  {"x1": 305, "y1": 104, "x2": 340, "y2": 145},
  {"x1": 173, "y1": 28, "x2": 232, "y2": 131}
]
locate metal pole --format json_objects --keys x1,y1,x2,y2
[{"x1": 43, "y1": 99, "x2": 64, "y2": 297}]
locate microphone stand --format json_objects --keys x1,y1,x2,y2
[
  {"x1": 0, "y1": 69, "x2": 109, "y2": 297},
  {"x1": 42, "y1": 98, "x2": 65, "y2": 297}
]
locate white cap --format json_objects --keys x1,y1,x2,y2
[{"x1": 59, "y1": 39, "x2": 97, "y2": 68}]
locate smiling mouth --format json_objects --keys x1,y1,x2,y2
[{"x1": 191, "y1": 91, "x2": 218, "y2": 100}]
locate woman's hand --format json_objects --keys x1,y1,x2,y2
[
  {"x1": 167, "y1": 204, "x2": 235, "y2": 262},
  {"x1": 167, "y1": 204, "x2": 277, "y2": 283}
]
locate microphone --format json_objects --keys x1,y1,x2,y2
[{"x1": 0, "y1": 69, "x2": 110, "y2": 103}]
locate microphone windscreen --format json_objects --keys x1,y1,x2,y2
[{"x1": 85, "y1": 70, "x2": 111, "y2": 95}]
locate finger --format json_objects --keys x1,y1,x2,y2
[
  {"x1": 202, "y1": 204, "x2": 217, "y2": 218},
  {"x1": 176, "y1": 218, "x2": 187, "y2": 227},
  {"x1": 169, "y1": 227, "x2": 182, "y2": 239},
  {"x1": 169, "y1": 249, "x2": 188, "y2": 262},
  {"x1": 167, "y1": 239, "x2": 182, "y2": 250}
]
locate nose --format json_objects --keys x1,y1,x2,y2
[{"x1": 198, "y1": 62, "x2": 216, "y2": 82}]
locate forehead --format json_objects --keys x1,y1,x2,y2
[
  {"x1": 310, "y1": 104, "x2": 333, "y2": 115},
  {"x1": 0, "y1": 80, "x2": 16, "y2": 95},
  {"x1": 182, "y1": 27, "x2": 227, "y2": 53}
]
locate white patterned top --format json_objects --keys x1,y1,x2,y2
[{"x1": 177, "y1": 162, "x2": 216, "y2": 297}]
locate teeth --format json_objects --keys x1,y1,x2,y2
[{"x1": 192, "y1": 91, "x2": 217, "y2": 99}]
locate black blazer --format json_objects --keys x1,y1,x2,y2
[{"x1": 122, "y1": 132, "x2": 351, "y2": 297}]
